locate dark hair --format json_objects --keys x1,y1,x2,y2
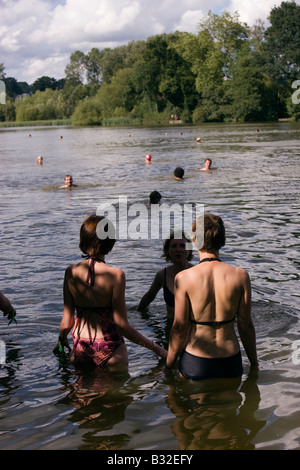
[
  {"x1": 174, "y1": 167, "x2": 184, "y2": 178},
  {"x1": 79, "y1": 214, "x2": 116, "y2": 256},
  {"x1": 163, "y1": 231, "x2": 193, "y2": 261},
  {"x1": 192, "y1": 213, "x2": 226, "y2": 252},
  {"x1": 149, "y1": 191, "x2": 162, "y2": 204}
]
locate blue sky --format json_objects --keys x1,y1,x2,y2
[{"x1": 0, "y1": 0, "x2": 299, "y2": 84}]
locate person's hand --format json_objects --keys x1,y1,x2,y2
[
  {"x1": 153, "y1": 343, "x2": 167, "y2": 359},
  {"x1": 3, "y1": 307, "x2": 17, "y2": 324},
  {"x1": 53, "y1": 337, "x2": 71, "y2": 355}
]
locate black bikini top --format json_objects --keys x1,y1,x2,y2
[
  {"x1": 199, "y1": 257, "x2": 220, "y2": 263},
  {"x1": 85, "y1": 256, "x2": 105, "y2": 286},
  {"x1": 163, "y1": 268, "x2": 175, "y2": 308},
  {"x1": 190, "y1": 316, "x2": 236, "y2": 327}
]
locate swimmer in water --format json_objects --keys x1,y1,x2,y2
[
  {"x1": 137, "y1": 231, "x2": 193, "y2": 324},
  {"x1": 149, "y1": 191, "x2": 162, "y2": 204},
  {"x1": 200, "y1": 158, "x2": 217, "y2": 171},
  {"x1": 37, "y1": 156, "x2": 43, "y2": 165},
  {"x1": 174, "y1": 167, "x2": 184, "y2": 180},
  {"x1": 60, "y1": 175, "x2": 78, "y2": 189}
]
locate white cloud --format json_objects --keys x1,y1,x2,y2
[
  {"x1": 226, "y1": 0, "x2": 287, "y2": 26},
  {"x1": 0, "y1": 0, "x2": 299, "y2": 83},
  {"x1": 174, "y1": 10, "x2": 205, "y2": 33}
]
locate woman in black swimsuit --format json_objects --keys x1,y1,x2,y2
[
  {"x1": 137, "y1": 231, "x2": 193, "y2": 320},
  {"x1": 166, "y1": 213, "x2": 258, "y2": 380}
]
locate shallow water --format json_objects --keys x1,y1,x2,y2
[{"x1": 0, "y1": 122, "x2": 299, "y2": 451}]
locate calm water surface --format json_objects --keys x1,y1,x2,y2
[{"x1": 0, "y1": 122, "x2": 299, "y2": 451}]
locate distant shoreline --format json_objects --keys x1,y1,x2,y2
[
  {"x1": 0, "y1": 117, "x2": 295, "y2": 129},
  {"x1": 0, "y1": 119, "x2": 72, "y2": 128}
]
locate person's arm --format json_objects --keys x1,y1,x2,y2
[
  {"x1": 237, "y1": 271, "x2": 258, "y2": 368},
  {"x1": 136, "y1": 270, "x2": 163, "y2": 311},
  {"x1": 0, "y1": 290, "x2": 16, "y2": 320},
  {"x1": 113, "y1": 269, "x2": 167, "y2": 359},
  {"x1": 166, "y1": 273, "x2": 190, "y2": 368},
  {"x1": 53, "y1": 267, "x2": 74, "y2": 353}
]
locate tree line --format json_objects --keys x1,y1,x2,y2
[{"x1": 1, "y1": 2, "x2": 299, "y2": 126}]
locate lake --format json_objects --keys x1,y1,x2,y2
[{"x1": 0, "y1": 121, "x2": 299, "y2": 451}]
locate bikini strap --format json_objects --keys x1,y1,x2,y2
[
  {"x1": 199, "y1": 258, "x2": 221, "y2": 264},
  {"x1": 190, "y1": 316, "x2": 235, "y2": 327},
  {"x1": 85, "y1": 256, "x2": 105, "y2": 286}
]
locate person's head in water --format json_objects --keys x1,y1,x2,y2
[
  {"x1": 64, "y1": 175, "x2": 73, "y2": 187},
  {"x1": 163, "y1": 231, "x2": 193, "y2": 262},
  {"x1": 149, "y1": 191, "x2": 162, "y2": 204},
  {"x1": 174, "y1": 167, "x2": 184, "y2": 180}
]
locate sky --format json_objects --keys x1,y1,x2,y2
[{"x1": 0, "y1": 0, "x2": 299, "y2": 84}]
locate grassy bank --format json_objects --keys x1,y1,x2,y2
[{"x1": 0, "y1": 119, "x2": 72, "y2": 128}]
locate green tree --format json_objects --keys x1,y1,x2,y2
[
  {"x1": 65, "y1": 50, "x2": 86, "y2": 84},
  {"x1": 96, "y1": 68, "x2": 134, "y2": 119},
  {"x1": 31, "y1": 76, "x2": 58, "y2": 92},
  {"x1": 71, "y1": 98, "x2": 102, "y2": 126},
  {"x1": 15, "y1": 88, "x2": 68, "y2": 121},
  {"x1": 131, "y1": 35, "x2": 170, "y2": 112},
  {"x1": 85, "y1": 48, "x2": 102, "y2": 84},
  {"x1": 263, "y1": 1, "x2": 300, "y2": 83},
  {"x1": 3, "y1": 77, "x2": 23, "y2": 98}
]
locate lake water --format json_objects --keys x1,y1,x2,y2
[{"x1": 0, "y1": 122, "x2": 299, "y2": 451}]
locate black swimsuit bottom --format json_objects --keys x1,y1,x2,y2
[{"x1": 179, "y1": 350, "x2": 243, "y2": 380}]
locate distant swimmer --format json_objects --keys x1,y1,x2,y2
[
  {"x1": 37, "y1": 156, "x2": 43, "y2": 165},
  {"x1": 196, "y1": 137, "x2": 202, "y2": 143},
  {"x1": 60, "y1": 175, "x2": 78, "y2": 189},
  {"x1": 145, "y1": 153, "x2": 152, "y2": 163},
  {"x1": 200, "y1": 158, "x2": 217, "y2": 171},
  {"x1": 149, "y1": 191, "x2": 162, "y2": 204},
  {"x1": 174, "y1": 167, "x2": 184, "y2": 180}
]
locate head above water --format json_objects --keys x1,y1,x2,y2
[
  {"x1": 149, "y1": 190, "x2": 162, "y2": 204},
  {"x1": 64, "y1": 175, "x2": 73, "y2": 186},
  {"x1": 79, "y1": 214, "x2": 116, "y2": 256},
  {"x1": 204, "y1": 158, "x2": 212, "y2": 169},
  {"x1": 163, "y1": 230, "x2": 193, "y2": 262},
  {"x1": 174, "y1": 167, "x2": 184, "y2": 179},
  {"x1": 192, "y1": 213, "x2": 226, "y2": 252}
]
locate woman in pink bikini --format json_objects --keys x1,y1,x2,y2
[{"x1": 54, "y1": 214, "x2": 167, "y2": 368}]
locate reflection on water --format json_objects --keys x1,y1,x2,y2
[
  {"x1": 166, "y1": 369, "x2": 264, "y2": 450},
  {"x1": 0, "y1": 122, "x2": 300, "y2": 450}
]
